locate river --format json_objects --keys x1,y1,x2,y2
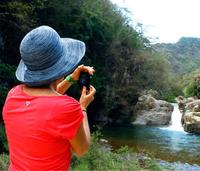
[{"x1": 102, "y1": 104, "x2": 200, "y2": 165}]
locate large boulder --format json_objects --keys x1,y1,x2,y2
[
  {"x1": 182, "y1": 111, "x2": 200, "y2": 133},
  {"x1": 177, "y1": 96, "x2": 200, "y2": 134},
  {"x1": 133, "y1": 91, "x2": 173, "y2": 125}
]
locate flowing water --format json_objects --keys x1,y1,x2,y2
[
  {"x1": 102, "y1": 104, "x2": 200, "y2": 165},
  {"x1": 160, "y1": 103, "x2": 184, "y2": 132}
]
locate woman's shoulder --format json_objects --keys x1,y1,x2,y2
[
  {"x1": 7, "y1": 84, "x2": 23, "y2": 96},
  {"x1": 55, "y1": 95, "x2": 80, "y2": 108},
  {"x1": 49, "y1": 95, "x2": 82, "y2": 121}
]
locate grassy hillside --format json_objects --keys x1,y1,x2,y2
[{"x1": 154, "y1": 37, "x2": 200, "y2": 74}]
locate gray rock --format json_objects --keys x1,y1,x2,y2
[
  {"x1": 177, "y1": 97, "x2": 200, "y2": 134},
  {"x1": 133, "y1": 91, "x2": 173, "y2": 125}
]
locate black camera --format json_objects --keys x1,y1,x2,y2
[{"x1": 78, "y1": 72, "x2": 92, "y2": 90}]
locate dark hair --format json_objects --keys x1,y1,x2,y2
[{"x1": 26, "y1": 84, "x2": 50, "y2": 88}]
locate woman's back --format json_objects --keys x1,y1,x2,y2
[{"x1": 3, "y1": 85, "x2": 83, "y2": 170}]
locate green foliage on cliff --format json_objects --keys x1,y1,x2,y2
[{"x1": 181, "y1": 69, "x2": 200, "y2": 98}]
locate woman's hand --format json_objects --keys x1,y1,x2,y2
[
  {"x1": 71, "y1": 65, "x2": 95, "y2": 81},
  {"x1": 79, "y1": 85, "x2": 96, "y2": 110},
  {"x1": 56, "y1": 65, "x2": 95, "y2": 94}
]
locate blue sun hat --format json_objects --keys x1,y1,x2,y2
[{"x1": 16, "y1": 25, "x2": 86, "y2": 86}]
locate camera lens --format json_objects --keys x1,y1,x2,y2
[{"x1": 78, "y1": 72, "x2": 91, "y2": 90}]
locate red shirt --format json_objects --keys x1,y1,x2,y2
[{"x1": 3, "y1": 85, "x2": 84, "y2": 171}]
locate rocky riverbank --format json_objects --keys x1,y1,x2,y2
[
  {"x1": 157, "y1": 159, "x2": 200, "y2": 171},
  {"x1": 100, "y1": 139, "x2": 200, "y2": 171}
]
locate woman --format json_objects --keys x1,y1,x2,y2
[{"x1": 3, "y1": 26, "x2": 96, "y2": 170}]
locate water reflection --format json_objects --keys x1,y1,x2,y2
[{"x1": 103, "y1": 125, "x2": 200, "y2": 164}]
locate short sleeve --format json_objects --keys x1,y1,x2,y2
[{"x1": 48, "y1": 97, "x2": 84, "y2": 140}]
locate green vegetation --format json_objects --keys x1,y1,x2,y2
[
  {"x1": 0, "y1": 64, "x2": 18, "y2": 112},
  {"x1": 71, "y1": 133, "x2": 138, "y2": 171},
  {"x1": 180, "y1": 69, "x2": 200, "y2": 98},
  {"x1": 183, "y1": 80, "x2": 197, "y2": 97},
  {"x1": 0, "y1": 153, "x2": 9, "y2": 171},
  {"x1": 0, "y1": 124, "x2": 8, "y2": 153}
]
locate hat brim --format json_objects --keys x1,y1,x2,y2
[{"x1": 16, "y1": 38, "x2": 86, "y2": 86}]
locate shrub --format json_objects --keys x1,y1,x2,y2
[
  {"x1": 162, "y1": 91, "x2": 176, "y2": 103},
  {"x1": 0, "y1": 153, "x2": 9, "y2": 171},
  {"x1": 70, "y1": 132, "x2": 139, "y2": 171},
  {"x1": 183, "y1": 80, "x2": 197, "y2": 97}
]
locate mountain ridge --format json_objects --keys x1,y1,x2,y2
[{"x1": 153, "y1": 37, "x2": 200, "y2": 74}]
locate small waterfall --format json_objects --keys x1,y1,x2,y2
[{"x1": 162, "y1": 103, "x2": 184, "y2": 132}]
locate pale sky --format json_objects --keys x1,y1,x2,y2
[{"x1": 111, "y1": 0, "x2": 200, "y2": 43}]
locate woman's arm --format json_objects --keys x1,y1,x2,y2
[
  {"x1": 69, "y1": 85, "x2": 96, "y2": 156},
  {"x1": 56, "y1": 75, "x2": 73, "y2": 94},
  {"x1": 69, "y1": 113, "x2": 90, "y2": 156}
]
